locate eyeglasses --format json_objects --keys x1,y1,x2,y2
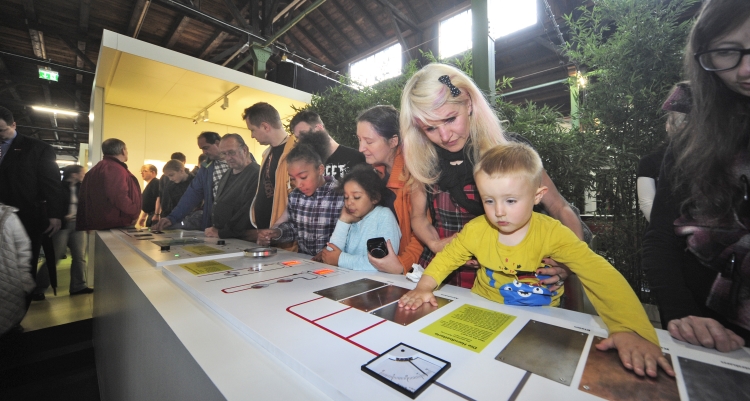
[
  {"x1": 219, "y1": 148, "x2": 242, "y2": 158},
  {"x1": 694, "y1": 48, "x2": 750, "y2": 72}
]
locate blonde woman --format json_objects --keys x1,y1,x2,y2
[{"x1": 401, "y1": 63, "x2": 585, "y2": 289}]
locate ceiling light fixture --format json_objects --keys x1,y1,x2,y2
[
  {"x1": 191, "y1": 86, "x2": 239, "y2": 123},
  {"x1": 32, "y1": 106, "x2": 80, "y2": 116},
  {"x1": 203, "y1": 110, "x2": 209, "y2": 122}
]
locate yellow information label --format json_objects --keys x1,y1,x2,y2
[
  {"x1": 420, "y1": 304, "x2": 515, "y2": 353},
  {"x1": 182, "y1": 245, "x2": 224, "y2": 255},
  {"x1": 179, "y1": 261, "x2": 233, "y2": 275}
]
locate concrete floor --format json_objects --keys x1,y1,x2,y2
[{"x1": 21, "y1": 252, "x2": 94, "y2": 332}]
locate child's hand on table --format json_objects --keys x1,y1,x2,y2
[
  {"x1": 320, "y1": 243, "x2": 342, "y2": 266},
  {"x1": 398, "y1": 275, "x2": 439, "y2": 310},
  {"x1": 596, "y1": 331, "x2": 675, "y2": 378}
]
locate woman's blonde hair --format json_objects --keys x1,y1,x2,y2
[{"x1": 400, "y1": 63, "x2": 506, "y2": 185}]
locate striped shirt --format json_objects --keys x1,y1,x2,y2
[{"x1": 277, "y1": 176, "x2": 344, "y2": 256}]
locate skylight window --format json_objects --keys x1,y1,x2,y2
[
  {"x1": 350, "y1": 43, "x2": 403, "y2": 88},
  {"x1": 439, "y1": 1, "x2": 538, "y2": 59}
]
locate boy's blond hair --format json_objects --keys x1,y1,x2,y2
[
  {"x1": 163, "y1": 159, "x2": 185, "y2": 173},
  {"x1": 474, "y1": 142, "x2": 543, "y2": 187}
]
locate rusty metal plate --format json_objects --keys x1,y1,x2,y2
[
  {"x1": 679, "y1": 357, "x2": 750, "y2": 400},
  {"x1": 578, "y1": 336, "x2": 678, "y2": 400},
  {"x1": 370, "y1": 296, "x2": 453, "y2": 326},
  {"x1": 495, "y1": 320, "x2": 588, "y2": 386},
  {"x1": 339, "y1": 285, "x2": 411, "y2": 312},
  {"x1": 313, "y1": 278, "x2": 387, "y2": 301}
]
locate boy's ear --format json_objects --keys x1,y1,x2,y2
[
  {"x1": 317, "y1": 163, "x2": 325, "y2": 176},
  {"x1": 534, "y1": 186, "x2": 548, "y2": 205}
]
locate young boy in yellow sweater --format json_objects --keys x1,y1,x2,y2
[{"x1": 398, "y1": 142, "x2": 674, "y2": 378}]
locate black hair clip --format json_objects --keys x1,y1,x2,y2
[{"x1": 438, "y1": 75, "x2": 461, "y2": 97}]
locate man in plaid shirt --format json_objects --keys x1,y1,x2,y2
[{"x1": 153, "y1": 131, "x2": 229, "y2": 231}]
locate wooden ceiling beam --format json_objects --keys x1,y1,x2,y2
[
  {"x1": 250, "y1": 0, "x2": 261, "y2": 35},
  {"x1": 347, "y1": 1, "x2": 387, "y2": 39},
  {"x1": 397, "y1": 0, "x2": 421, "y2": 24},
  {"x1": 273, "y1": 0, "x2": 306, "y2": 23},
  {"x1": 263, "y1": 0, "x2": 277, "y2": 34},
  {"x1": 22, "y1": 0, "x2": 46, "y2": 59},
  {"x1": 328, "y1": 0, "x2": 373, "y2": 48},
  {"x1": 222, "y1": 0, "x2": 251, "y2": 30},
  {"x1": 164, "y1": 16, "x2": 192, "y2": 48},
  {"x1": 375, "y1": 0, "x2": 420, "y2": 32},
  {"x1": 60, "y1": 36, "x2": 96, "y2": 70},
  {"x1": 199, "y1": 31, "x2": 229, "y2": 59},
  {"x1": 314, "y1": 8, "x2": 357, "y2": 56},
  {"x1": 282, "y1": 34, "x2": 329, "y2": 71},
  {"x1": 209, "y1": 40, "x2": 246, "y2": 63},
  {"x1": 164, "y1": 0, "x2": 198, "y2": 49},
  {"x1": 0, "y1": 58, "x2": 30, "y2": 124},
  {"x1": 76, "y1": 0, "x2": 91, "y2": 86},
  {"x1": 127, "y1": 0, "x2": 152, "y2": 38},
  {"x1": 290, "y1": 23, "x2": 338, "y2": 66},
  {"x1": 197, "y1": 2, "x2": 250, "y2": 59},
  {"x1": 384, "y1": 8, "x2": 410, "y2": 61},
  {"x1": 422, "y1": 0, "x2": 436, "y2": 16}
]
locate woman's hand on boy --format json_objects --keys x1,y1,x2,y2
[
  {"x1": 537, "y1": 257, "x2": 571, "y2": 292},
  {"x1": 320, "y1": 243, "x2": 342, "y2": 266},
  {"x1": 596, "y1": 332, "x2": 674, "y2": 378},
  {"x1": 667, "y1": 316, "x2": 745, "y2": 352},
  {"x1": 367, "y1": 239, "x2": 404, "y2": 274}
]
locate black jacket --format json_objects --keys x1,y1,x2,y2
[{"x1": 0, "y1": 133, "x2": 64, "y2": 233}]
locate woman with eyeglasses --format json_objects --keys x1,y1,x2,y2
[
  {"x1": 401, "y1": 63, "x2": 587, "y2": 292},
  {"x1": 643, "y1": 0, "x2": 750, "y2": 351}
]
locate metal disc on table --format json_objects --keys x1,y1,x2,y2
[{"x1": 244, "y1": 247, "x2": 277, "y2": 257}]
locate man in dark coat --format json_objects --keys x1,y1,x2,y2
[
  {"x1": 77, "y1": 138, "x2": 141, "y2": 230},
  {"x1": 0, "y1": 106, "x2": 64, "y2": 278}
]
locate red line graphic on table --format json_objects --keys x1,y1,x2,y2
[
  {"x1": 286, "y1": 297, "x2": 385, "y2": 356},
  {"x1": 222, "y1": 271, "x2": 332, "y2": 293}
]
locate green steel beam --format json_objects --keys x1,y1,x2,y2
[
  {"x1": 262, "y1": 0, "x2": 327, "y2": 48},
  {"x1": 471, "y1": 0, "x2": 495, "y2": 103}
]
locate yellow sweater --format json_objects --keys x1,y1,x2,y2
[{"x1": 424, "y1": 212, "x2": 658, "y2": 345}]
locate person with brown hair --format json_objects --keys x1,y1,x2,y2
[
  {"x1": 637, "y1": 82, "x2": 691, "y2": 222},
  {"x1": 354, "y1": 105, "x2": 423, "y2": 274},
  {"x1": 643, "y1": 0, "x2": 750, "y2": 351},
  {"x1": 243, "y1": 102, "x2": 296, "y2": 246},
  {"x1": 138, "y1": 164, "x2": 159, "y2": 227}
]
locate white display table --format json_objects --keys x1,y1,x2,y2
[{"x1": 93, "y1": 230, "x2": 750, "y2": 401}]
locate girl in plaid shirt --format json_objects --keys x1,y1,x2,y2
[{"x1": 258, "y1": 141, "x2": 344, "y2": 257}]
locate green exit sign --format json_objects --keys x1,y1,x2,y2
[{"x1": 39, "y1": 69, "x2": 59, "y2": 82}]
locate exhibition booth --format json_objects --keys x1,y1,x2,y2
[
  {"x1": 89, "y1": 30, "x2": 311, "y2": 184},
  {"x1": 87, "y1": 31, "x2": 750, "y2": 401}
]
